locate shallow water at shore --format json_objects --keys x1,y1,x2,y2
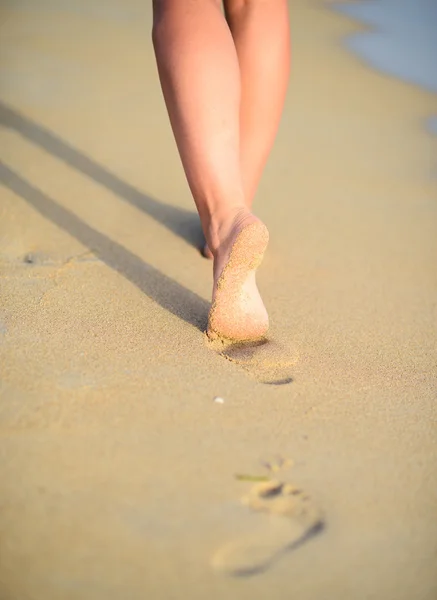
[{"x1": 333, "y1": 0, "x2": 437, "y2": 133}]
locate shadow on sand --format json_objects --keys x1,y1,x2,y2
[
  {"x1": 0, "y1": 102, "x2": 295, "y2": 382},
  {"x1": 0, "y1": 101, "x2": 204, "y2": 249},
  {"x1": 0, "y1": 101, "x2": 209, "y2": 331}
]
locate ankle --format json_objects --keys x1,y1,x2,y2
[{"x1": 204, "y1": 205, "x2": 249, "y2": 254}]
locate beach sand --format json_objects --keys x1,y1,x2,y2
[{"x1": 1, "y1": 1, "x2": 436, "y2": 598}]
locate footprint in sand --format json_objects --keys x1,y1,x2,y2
[
  {"x1": 23, "y1": 251, "x2": 62, "y2": 266},
  {"x1": 205, "y1": 335, "x2": 298, "y2": 385},
  {"x1": 22, "y1": 250, "x2": 99, "y2": 266},
  {"x1": 211, "y1": 467, "x2": 324, "y2": 576}
]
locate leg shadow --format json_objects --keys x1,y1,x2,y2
[
  {"x1": 0, "y1": 162, "x2": 209, "y2": 331},
  {"x1": 0, "y1": 101, "x2": 204, "y2": 250}
]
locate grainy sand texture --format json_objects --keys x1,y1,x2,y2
[{"x1": 1, "y1": 1, "x2": 436, "y2": 599}]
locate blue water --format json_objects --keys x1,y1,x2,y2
[{"x1": 332, "y1": 0, "x2": 437, "y2": 134}]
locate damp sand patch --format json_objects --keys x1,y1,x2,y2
[{"x1": 205, "y1": 334, "x2": 298, "y2": 385}]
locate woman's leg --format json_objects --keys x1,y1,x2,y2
[
  {"x1": 152, "y1": 0, "x2": 273, "y2": 340},
  {"x1": 224, "y1": 0, "x2": 290, "y2": 206},
  {"x1": 202, "y1": 0, "x2": 290, "y2": 258},
  {"x1": 152, "y1": 0, "x2": 246, "y2": 251}
]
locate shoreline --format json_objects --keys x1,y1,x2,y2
[{"x1": 328, "y1": 0, "x2": 437, "y2": 134}]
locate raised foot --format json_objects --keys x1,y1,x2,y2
[{"x1": 207, "y1": 219, "x2": 269, "y2": 342}]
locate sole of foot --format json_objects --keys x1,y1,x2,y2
[{"x1": 207, "y1": 219, "x2": 269, "y2": 342}]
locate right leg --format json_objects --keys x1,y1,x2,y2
[
  {"x1": 202, "y1": 0, "x2": 290, "y2": 259},
  {"x1": 224, "y1": 0, "x2": 290, "y2": 206}
]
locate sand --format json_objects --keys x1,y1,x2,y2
[{"x1": 0, "y1": 1, "x2": 436, "y2": 599}]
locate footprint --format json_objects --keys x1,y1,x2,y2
[
  {"x1": 23, "y1": 251, "x2": 63, "y2": 266},
  {"x1": 22, "y1": 250, "x2": 99, "y2": 266},
  {"x1": 205, "y1": 335, "x2": 298, "y2": 385},
  {"x1": 211, "y1": 479, "x2": 324, "y2": 576}
]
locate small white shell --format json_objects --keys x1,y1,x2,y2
[{"x1": 214, "y1": 396, "x2": 225, "y2": 404}]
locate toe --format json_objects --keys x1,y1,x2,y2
[{"x1": 201, "y1": 243, "x2": 213, "y2": 260}]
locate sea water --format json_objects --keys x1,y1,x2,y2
[{"x1": 332, "y1": 0, "x2": 437, "y2": 134}]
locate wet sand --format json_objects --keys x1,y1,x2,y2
[{"x1": 1, "y1": 1, "x2": 436, "y2": 599}]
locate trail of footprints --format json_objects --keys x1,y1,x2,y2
[{"x1": 211, "y1": 457, "x2": 324, "y2": 576}]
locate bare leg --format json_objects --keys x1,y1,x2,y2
[
  {"x1": 152, "y1": 0, "x2": 269, "y2": 340},
  {"x1": 202, "y1": 0, "x2": 290, "y2": 258},
  {"x1": 225, "y1": 0, "x2": 290, "y2": 206}
]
